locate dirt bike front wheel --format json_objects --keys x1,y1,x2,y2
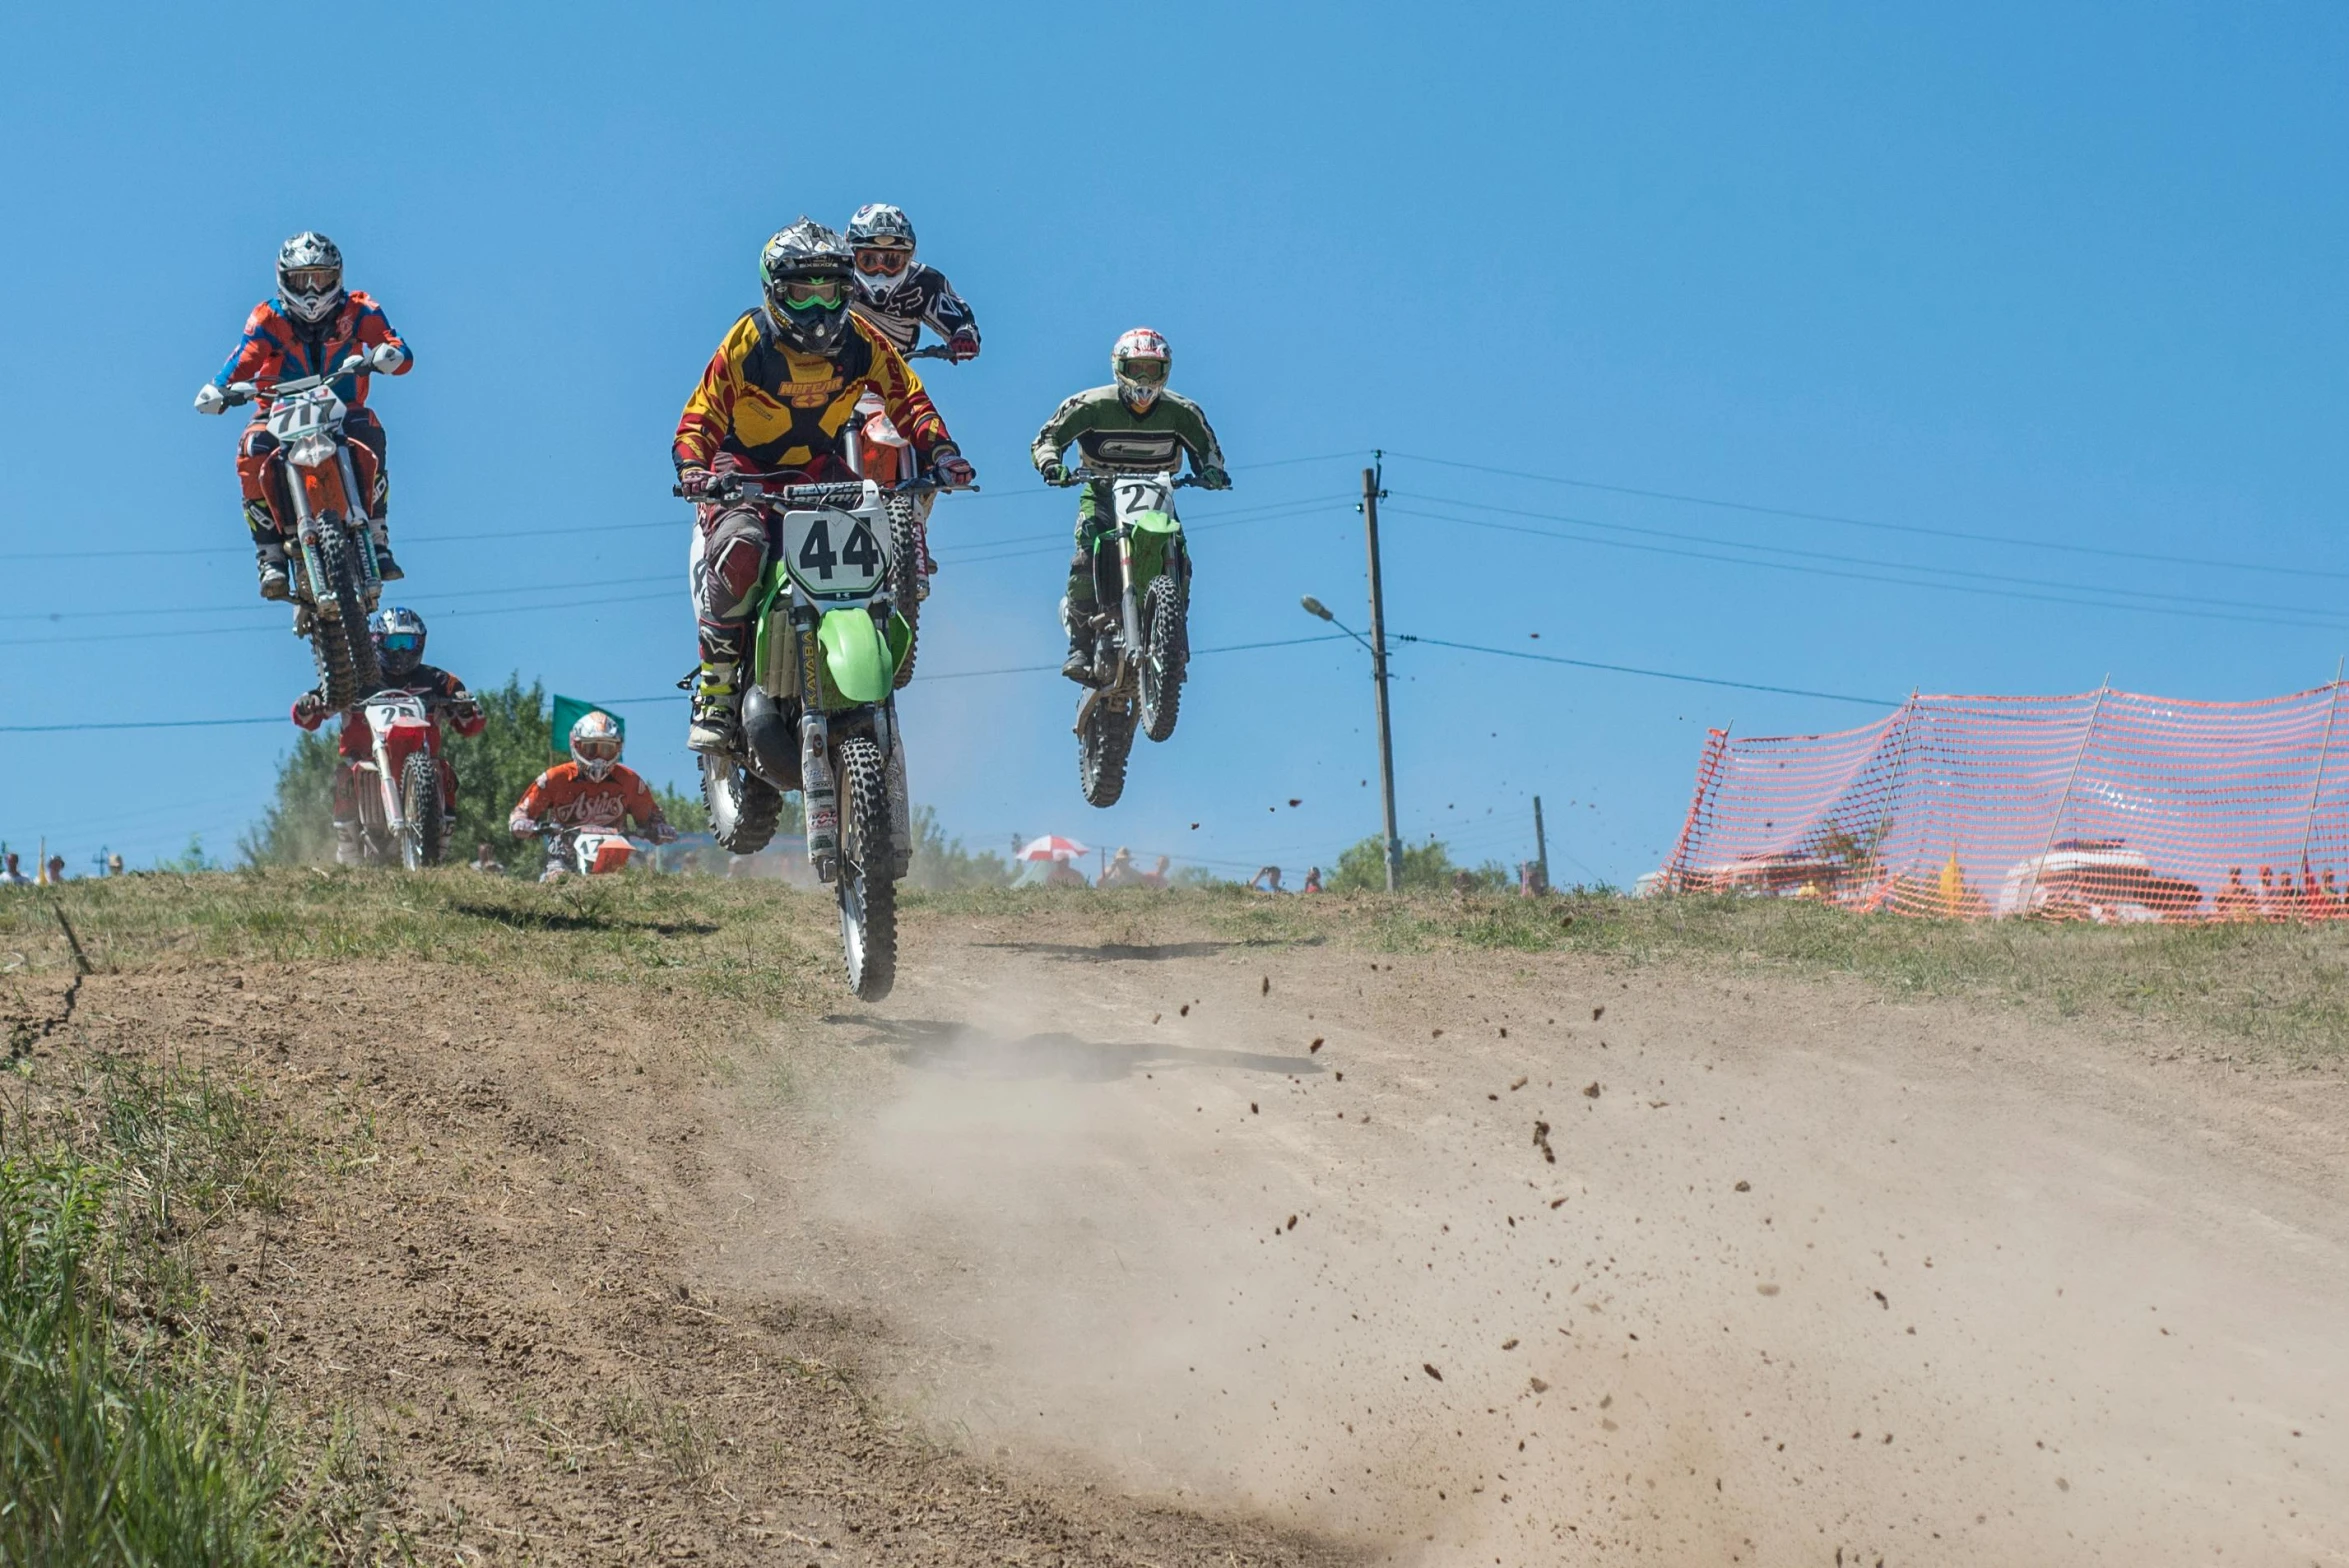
[
  {"x1": 1138, "y1": 574, "x2": 1186, "y2": 743},
  {"x1": 702, "y1": 751, "x2": 783, "y2": 856},
  {"x1": 887, "y1": 494, "x2": 923, "y2": 688},
  {"x1": 834, "y1": 736, "x2": 897, "y2": 1002},
  {"x1": 1077, "y1": 693, "x2": 1138, "y2": 809},
  {"x1": 399, "y1": 756, "x2": 446, "y2": 870},
  {"x1": 309, "y1": 526, "x2": 382, "y2": 710}
]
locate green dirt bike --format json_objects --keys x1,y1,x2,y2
[
  {"x1": 680, "y1": 474, "x2": 959, "y2": 1001},
  {"x1": 1061, "y1": 467, "x2": 1201, "y2": 808}
]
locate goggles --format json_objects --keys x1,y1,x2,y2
[
  {"x1": 574, "y1": 736, "x2": 623, "y2": 763},
  {"x1": 283, "y1": 266, "x2": 341, "y2": 296},
  {"x1": 377, "y1": 632, "x2": 422, "y2": 656},
  {"x1": 854, "y1": 246, "x2": 912, "y2": 276},
  {"x1": 778, "y1": 276, "x2": 847, "y2": 309},
  {"x1": 1119, "y1": 357, "x2": 1169, "y2": 387}
]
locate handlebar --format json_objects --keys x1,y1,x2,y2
[
  {"x1": 1054, "y1": 467, "x2": 1212, "y2": 489},
  {"x1": 221, "y1": 353, "x2": 372, "y2": 408},
  {"x1": 907, "y1": 345, "x2": 956, "y2": 361},
  {"x1": 673, "y1": 473, "x2": 977, "y2": 505}
]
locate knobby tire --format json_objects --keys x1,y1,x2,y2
[
  {"x1": 888, "y1": 496, "x2": 922, "y2": 688},
  {"x1": 835, "y1": 736, "x2": 897, "y2": 1001},
  {"x1": 1078, "y1": 696, "x2": 1137, "y2": 809},
  {"x1": 400, "y1": 756, "x2": 446, "y2": 869},
  {"x1": 1138, "y1": 574, "x2": 1186, "y2": 743},
  {"x1": 702, "y1": 752, "x2": 784, "y2": 855},
  {"x1": 310, "y1": 527, "x2": 381, "y2": 710}
]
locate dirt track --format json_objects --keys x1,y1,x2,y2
[{"x1": 29, "y1": 897, "x2": 2349, "y2": 1563}]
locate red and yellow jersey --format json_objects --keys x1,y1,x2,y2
[
  {"x1": 672, "y1": 308, "x2": 950, "y2": 475},
  {"x1": 210, "y1": 292, "x2": 410, "y2": 411},
  {"x1": 511, "y1": 761, "x2": 665, "y2": 835}
]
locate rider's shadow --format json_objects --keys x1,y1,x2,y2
[{"x1": 822, "y1": 1015, "x2": 1321, "y2": 1084}]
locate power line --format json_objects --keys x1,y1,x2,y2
[
  {"x1": 1391, "y1": 634, "x2": 1898, "y2": 708},
  {"x1": 1384, "y1": 450, "x2": 2344, "y2": 583},
  {"x1": 1384, "y1": 502, "x2": 2349, "y2": 635}
]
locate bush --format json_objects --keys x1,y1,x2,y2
[
  {"x1": 907, "y1": 807, "x2": 1013, "y2": 891},
  {"x1": 1328, "y1": 834, "x2": 1509, "y2": 893}
]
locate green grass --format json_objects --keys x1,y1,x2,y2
[{"x1": 0, "y1": 1058, "x2": 343, "y2": 1567}]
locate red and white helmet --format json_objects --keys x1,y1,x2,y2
[
  {"x1": 1112, "y1": 327, "x2": 1171, "y2": 412},
  {"x1": 569, "y1": 710, "x2": 623, "y2": 782}
]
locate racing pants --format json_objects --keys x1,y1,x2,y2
[
  {"x1": 689, "y1": 457, "x2": 852, "y2": 704},
  {"x1": 1064, "y1": 480, "x2": 1121, "y2": 623}
]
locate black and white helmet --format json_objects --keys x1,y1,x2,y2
[
  {"x1": 760, "y1": 218, "x2": 856, "y2": 356},
  {"x1": 276, "y1": 232, "x2": 345, "y2": 326},
  {"x1": 845, "y1": 203, "x2": 917, "y2": 301}
]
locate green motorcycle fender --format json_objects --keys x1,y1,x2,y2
[
  {"x1": 816, "y1": 609, "x2": 902, "y2": 706},
  {"x1": 1124, "y1": 511, "x2": 1183, "y2": 588}
]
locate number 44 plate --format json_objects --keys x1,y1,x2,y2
[{"x1": 782, "y1": 507, "x2": 890, "y2": 599}]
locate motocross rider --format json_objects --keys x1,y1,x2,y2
[
  {"x1": 1031, "y1": 328, "x2": 1230, "y2": 683},
  {"x1": 509, "y1": 711, "x2": 676, "y2": 881},
  {"x1": 843, "y1": 203, "x2": 981, "y2": 362},
  {"x1": 291, "y1": 607, "x2": 485, "y2": 866},
  {"x1": 193, "y1": 233, "x2": 413, "y2": 601},
  {"x1": 674, "y1": 218, "x2": 975, "y2": 753}
]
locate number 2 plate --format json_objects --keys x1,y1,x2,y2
[{"x1": 781, "y1": 507, "x2": 889, "y2": 598}]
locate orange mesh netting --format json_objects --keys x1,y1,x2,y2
[{"x1": 1659, "y1": 683, "x2": 2349, "y2": 921}]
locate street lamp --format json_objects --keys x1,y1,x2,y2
[{"x1": 1302, "y1": 580, "x2": 1402, "y2": 892}]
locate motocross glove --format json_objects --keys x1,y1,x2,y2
[
  {"x1": 1038, "y1": 459, "x2": 1068, "y2": 487},
  {"x1": 509, "y1": 816, "x2": 539, "y2": 837},
  {"x1": 649, "y1": 821, "x2": 680, "y2": 845},
  {"x1": 1197, "y1": 466, "x2": 1232, "y2": 491},
  {"x1": 677, "y1": 466, "x2": 717, "y2": 500},
  {"x1": 193, "y1": 382, "x2": 228, "y2": 415},
  {"x1": 930, "y1": 447, "x2": 976, "y2": 489},
  {"x1": 291, "y1": 691, "x2": 330, "y2": 728},
  {"x1": 368, "y1": 341, "x2": 409, "y2": 374},
  {"x1": 946, "y1": 330, "x2": 980, "y2": 363}
]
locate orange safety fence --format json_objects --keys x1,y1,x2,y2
[{"x1": 1656, "y1": 682, "x2": 2349, "y2": 921}]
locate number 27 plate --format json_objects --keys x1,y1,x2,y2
[{"x1": 782, "y1": 507, "x2": 889, "y2": 598}]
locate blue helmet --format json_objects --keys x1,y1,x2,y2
[{"x1": 369, "y1": 605, "x2": 426, "y2": 678}]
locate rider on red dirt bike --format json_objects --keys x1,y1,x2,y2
[
  {"x1": 674, "y1": 218, "x2": 975, "y2": 753},
  {"x1": 508, "y1": 712, "x2": 677, "y2": 880},
  {"x1": 291, "y1": 607, "x2": 485, "y2": 865},
  {"x1": 194, "y1": 233, "x2": 412, "y2": 601},
  {"x1": 843, "y1": 203, "x2": 981, "y2": 363}
]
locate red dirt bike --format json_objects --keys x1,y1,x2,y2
[
  {"x1": 348, "y1": 690, "x2": 469, "y2": 869},
  {"x1": 219, "y1": 355, "x2": 391, "y2": 708}
]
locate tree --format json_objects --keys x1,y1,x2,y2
[
  {"x1": 1328, "y1": 834, "x2": 1509, "y2": 893},
  {"x1": 906, "y1": 807, "x2": 1012, "y2": 890}
]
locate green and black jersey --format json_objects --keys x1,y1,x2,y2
[{"x1": 1031, "y1": 385, "x2": 1225, "y2": 476}]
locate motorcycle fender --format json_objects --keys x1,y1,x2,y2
[{"x1": 816, "y1": 609, "x2": 894, "y2": 706}]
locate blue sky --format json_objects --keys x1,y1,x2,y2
[{"x1": 3, "y1": 2, "x2": 2345, "y2": 882}]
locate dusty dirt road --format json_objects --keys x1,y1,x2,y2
[{"x1": 26, "y1": 895, "x2": 2349, "y2": 1564}]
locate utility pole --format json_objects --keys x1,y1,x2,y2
[
  {"x1": 1362, "y1": 461, "x2": 1402, "y2": 892},
  {"x1": 1532, "y1": 795, "x2": 1550, "y2": 892}
]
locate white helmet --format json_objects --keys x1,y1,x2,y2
[
  {"x1": 845, "y1": 203, "x2": 917, "y2": 300},
  {"x1": 1112, "y1": 327, "x2": 1171, "y2": 413},
  {"x1": 276, "y1": 232, "x2": 345, "y2": 326},
  {"x1": 569, "y1": 710, "x2": 623, "y2": 782}
]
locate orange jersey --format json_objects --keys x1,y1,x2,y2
[{"x1": 510, "y1": 761, "x2": 665, "y2": 835}]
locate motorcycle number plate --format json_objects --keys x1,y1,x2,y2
[
  {"x1": 1110, "y1": 475, "x2": 1176, "y2": 525},
  {"x1": 266, "y1": 388, "x2": 342, "y2": 442},
  {"x1": 782, "y1": 507, "x2": 889, "y2": 599},
  {"x1": 364, "y1": 695, "x2": 429, "y2": 725}
]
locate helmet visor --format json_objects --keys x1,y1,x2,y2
[
  {"x1": 779, "y1": 277, "x2": 847, "y2": 308},
  {"x1": 854, "y1": 246, "x2": 912, "y2": 276},
  {"x1": 283, "y1": 265, "x2": 340, "y2": 297},
  {"x1": 1119, "y1": 357, "x2": 1169, "y2": 387},
  {"x1": 574, "y1": 736, "x2": 623, "y2": 764},
  {"x1": 377, "y1": 632, "x2": 422, "y2": 658}
]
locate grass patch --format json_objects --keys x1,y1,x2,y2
[{"x1": 0, "y1": 1057, "x2": 357, "y2": 1565}]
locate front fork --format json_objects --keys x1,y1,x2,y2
[{"x1": 284, "y1": 443, "x2": 382, "y2": 610}]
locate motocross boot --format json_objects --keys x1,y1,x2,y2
[
  {"x1": 247, "y1": 500, "x2": 291, "y2": 601},
  {"x1": 1059, "y1": 595, "x2": 1097, "y2": 685},
  {"x1": 332, "y1": 819, "x2": 363, "y2": 867},
  {"x1": 368, "y1": 516, "x2": 404, "y2": 582},
  {"x1": 689, "y1": 624, "x2": 746, "y2": 755}
]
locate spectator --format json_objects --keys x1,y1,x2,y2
[
  {"x1": 2216, "y1": 866, "x2": 2255, "y2": 921},
  {"x1": 1301, "y1": 865, "x2": 1324, "y2": 893},
  {"x1": 470, "y1": 842, "x2": 504, "y2": 875},
  {"x1": 1045, "y1": 857, "x2": 1089, "y2": 889},
  {"x1": 1140, "y1": 854, "x2": 1172, "y2": 890},
  {"x1": 1100, "y1": 846, "x2": 1145, "y2": 888},
  {"x1": 1248, "y1": 865, "x2": 1284, "y2": 893},
  {"x1": 44, "y1": 856, "x2": 67, "y2": 885},
  {"x1": 105, "y1": 853, "x2": 124, "y2": 877},
  {"x1": 0, "y1": 853, "x2": 29, "y2": 886}
]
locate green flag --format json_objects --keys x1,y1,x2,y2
[{"x1": 550, "y1": 695, "x2": 622, "y2": 763}]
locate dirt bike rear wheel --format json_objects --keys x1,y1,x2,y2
[
  {"x1": 1078, "y1": 694, "x2": 1138, "y2": 808},
  {"x1": 1138, "y1": 574, "x2": 1186, "y2": 743},
  {"x1": 399, "y1": 756, "x2": 446, "y2": 870},
  {"x1": 835, "y1": 736, "x2": 897, "y2": 1002},
  {"x1": 702, "y1": 752, "x2": 784, "y2": 856},
  {"x1": 887, "y1": 495, "x2": 922, "y2": 688},
  {"x1": 309, "y1": 526, "x2": 381, "y2": 710}
]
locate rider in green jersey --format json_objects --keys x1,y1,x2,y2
[{"x1": 1031, "y1": 328, "x2": 1230, "y2": 683}]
